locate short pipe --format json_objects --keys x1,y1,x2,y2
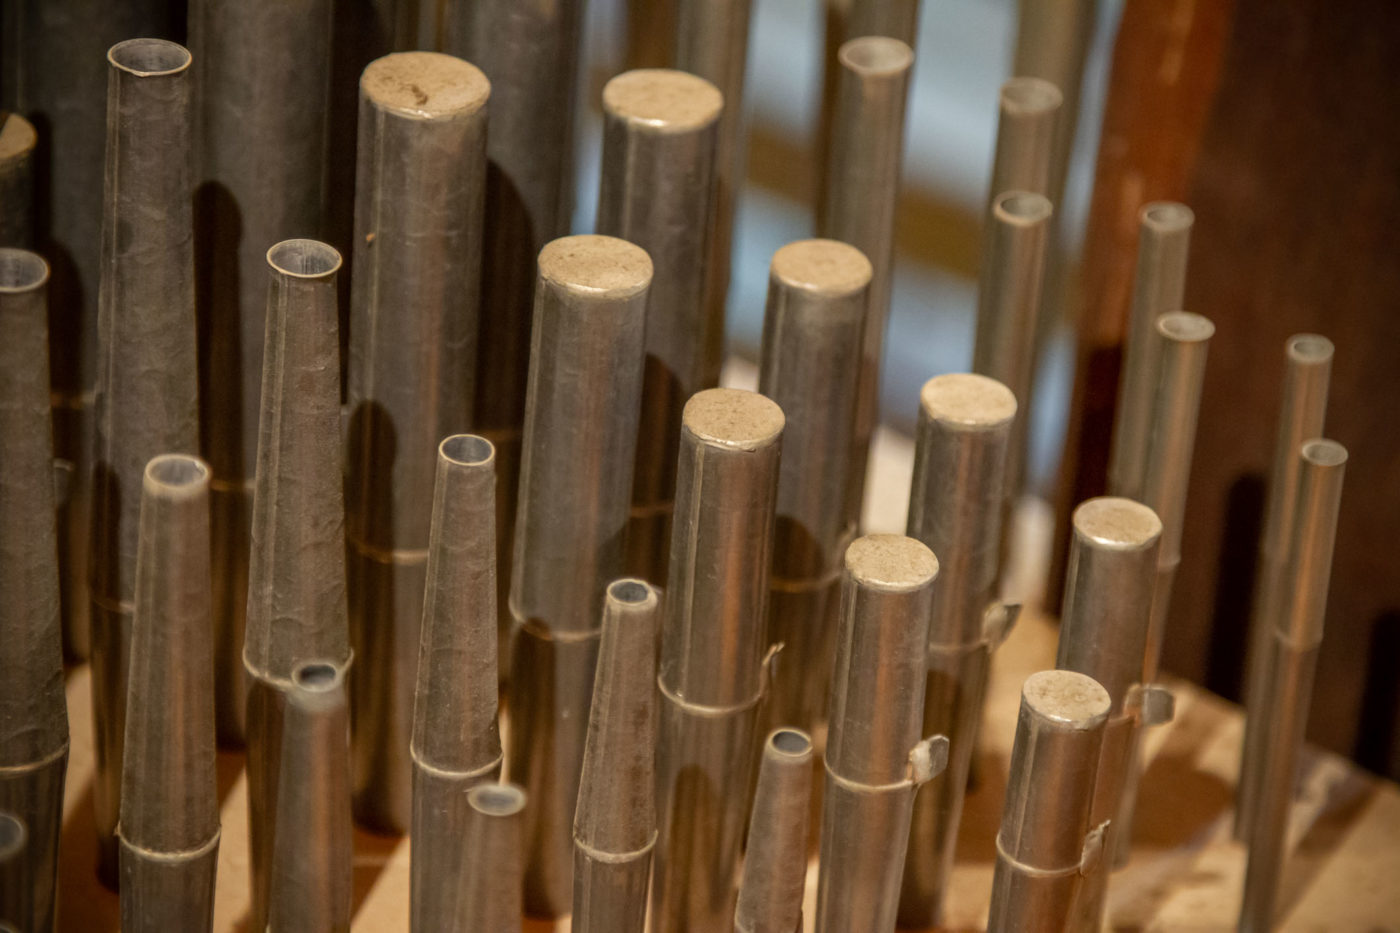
[
  {"x1": 734, "y1": 728, "x2": 815, "y2": 933},
  {"x1": 986, "y1": 77, "x2": 1062, "y2": 206},
  {"x1": 461, "y1": 783, "x2": 527, "y2": 933}
]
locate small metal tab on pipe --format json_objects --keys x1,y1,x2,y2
[
  {"x1": 572, "y1": 579, "x2": 661, "y2": 933},
  {"x1": 987, "y1": 670, "x2": 1111, "y2": 933},
  {"x1": 118, "y1": 455, "x2": 219, "y2": 933},
  {"x1": 1239, "y1": 439, "x2": 1347, "y2": 933},
  {"x1": 735, "y1": 728, "x2": 815, "y2": 933},
  {"x1": 898, "y1": 374, "x2": 1018, "y2": 928},
  {"x1": 817, "y1": 534, "x2": 947, "y2": 933},
  {"x1": 462, "y1": 783, "x2": 528, "y2": 933},
  {"x1": 758, "y1": 239, "x2": 870, "y2": 735},
  {"x1": 652, "y1": 388, "x2": 784, "y2": 933},
  {"x1": 410, "y1": 435, "x2": 503, "y2": 933},
  {"x1": 987, "y1": 77, "x2": 1062, "y2": 206},
  {"x1": 0, "y1": 114, "x2": 36, "y2": 247}
]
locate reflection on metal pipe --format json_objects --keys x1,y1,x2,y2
[
  {"x1": 735, "y1": 728, "x2": 814, "y2": 933},
  {"x1": 0, "y1": 113, "x2": 36, "y2": 246},
  {"x1": 987, "y1": 77, "x2": 1061, "y2": 207},
  {"x1": 1011, "y1": 0, "x2": 1095, "y2": 215},
  {"x1": 461, "y1": 783, "x2": 527, "y2": 932}
]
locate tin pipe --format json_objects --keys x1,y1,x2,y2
[
  {"x1": 572, "y1": 579, "x2": 662, "y2": 933},
  {"x1": 0, "y1": 113, "x2": 36, "y2": 246},
  {"x1": 1011, "y1": 0, "x2": 1094, "y2": 215},
  {"x1": 897, "y1": 374, "x2": 1018, "y2": 928},
  {"x1": 267, "y1": 660, "x2": 353, "y2": 933},
  {"x1": 758, "y1": 239, "x2": 870, "y2": 735},
  {"x1": 987, "y1": 77, "x2": 1061, "y2": 207},
  {"x1": 986, "y1": 670, "x2": 1111, "y2": 933},
  {"x1": 1236, "y1": 334, "x2": 1333, "y2": 843},
  {"x1": 89, "y1": 37, "x2": 200, "y2": 885},
  {"x1": 734, "y1": 728, "x2": 814, "y2": 933},
  {"x1": 0, "y1": 811, "x2": 27, "y2": 930},
  {"x1": 1238, "y1": 439, "x2": 1347, "y2": 933},
  {"x1": 652, "y1": 387, "x2": 784, "y2": 933},
  {"x1": 462, "y1": 783, "x2": 527, "y2": 933},
  {"x1": 818, "y1": 37, "x2": 913, "y2": 527},
  {"x1": 345, "y1": 51, "x2": 489, "y2": 834},
  {"x1": 187, "y1": 0, "x2": 333, "y2": 747},
  {"x1": 118, "y1": 455, "x2": 219, "y2": 933},
  {"x1": 596, "y1": 68, "x2": 722, "y2": 584},
  {"x1": 410, "y1": 435, "x2": 503, "y2": 933},
  {"x1": 0, "y1": 249, "x2": 66, "y2": 933},
  {"x1": 508, "y1": 234, "x2": 651, "y2": 916},
  {"x1": 243, "y1": 238, "x2": 350, "y2": 932}
]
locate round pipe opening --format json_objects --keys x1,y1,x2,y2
[
  {"x1": 0, "y1": 249, "x2": 49, "y2": 292},
  {"x1": 609, "y1": 579, "x2": 651, "y2": 604},
  {"x1": 108, "y1": 38, "x2": 191, "y2": 76},
  {"x1": 440, "y1": 434, "x2": 494, "y2": 467},
  {"x1": 469, "y1": 783, "x2": 526, "y2": 817},
  {"x1": 293, "y1": 661, "x2": 340, "y2": 691},
  {"x1": 770, "y1": 729, "x2": 812, "y2": 756},
  {"x1": 268, "y1": 239, "x2": 342, "y2": 278}
]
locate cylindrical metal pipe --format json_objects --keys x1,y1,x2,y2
[
  {"x1": 118, "y1": 455, "x2": 219, "y2": 933},
  {"x1": 758, "y1": 239, "x2": 870, "y2": 735},
  {"x1": 572, "y1": 579, "x2": 661, "y2": 933},
  {"x1": 986, "y1": 77, "x2": 1062, "y2": 207},
  {"x1": 243, "y1": 238, "x2": 350, "y2": 932},
  {"x1": 0, "y1": 113, "x2": 36, "y2": 246},
  {"x1": 1237, "y1": 334, "x2": 1333, "y2": 843},
  {"x1": 1011, "y1": 0, "x2": 1094, "y2": 216},
  {"x1": 897, "y1": 373, "x2": 1017, "y2": 928},
  {"x1": 345, "y1": 51, "x2": 489, "y2": 834},
  {"x1": 462, "y1": 783, "x2": 527, "y2": 933},
  {"x1": 818, "y1": 36, "x2": 913, "y2": 527},
  {"x1": 986, "y1": 670, "x2": 1111, "y2": 933},
  {"x1": 89, "y1": 37, "x2": 200, "y2": 885},
  {"x1": 596, "y1": 67, "x2": 722, "y2": 584},
  {"x1": 267, "y1": 659, "x2": 353, "y2": 933},
  {"x1": 0, "y1": 249, "x2": 67, "y2": 933},
  {"x1": 734, "y1": 728, "x2": 814, "y2": 933},
  {"x1": 187, "y1": 0, "x2": 333, "y2": 747},
  {"x1": 652, "y1": 388, "x2": 784, "y2": 933},
  {"x1": 1238, "y1": 439, "x2": 1346, "y2": 933},
  {"x1": 817, "y1": 534, "x2": 942, "y2": 933}
]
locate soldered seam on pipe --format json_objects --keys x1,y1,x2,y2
[
  {"x1": 510, "y1": 617, "x2": 602, "y2": 644},
  {"x1": 993, "y1": 834, "x2": 1087, "y2": 880},
  {"x1": 768, "y1": 566, "x2": 843, "y2": 594},
  {"x1": 346, "y1": 535, "x2": 429, "y2": 565},
  {"x1": 118, "y1": 828, "x2": 222, "y2": 862},
  {"x1": 628, "y1": 499, "x2": 675, "y2": 520},
  {"x1": 574, "y1": 831, "x2": 658, "y2": 864},
  {"x1": 823, "y1": 758, "x2": 923, "y2": 795},
  {"x1": 409, "y1": 750, "x2": 504, "y2": 781},
  {"x1": 88, "y1": 592, "x2": 134, "y2": 615},
  {"x1": 0, "y1": 744, "x2": 70, "y2": 774},
  {"x1": 657, "y1": 677, "x2": 764, "y2": 718}
]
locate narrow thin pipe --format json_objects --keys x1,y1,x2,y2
[
  {"x1": 345, "y1": 51, "x2": 489, "y2": 834},
  {"x1": 572, "y1": 579, "x2": 661, "y2": 933},
  {"x1": 89, "y1": 38, "x2": 199, "y2": 886},
  {"x1": 0, "y1": 811, "x2": 30, "y2": 930},
  {"x1": 410, "y1": 435, "x2": 503, "y2": 933},
  {"x1": 758, "y1": 239, "x2": 870, "y2": 735},
  {"x1": 462, "y1": 783, "x2": 527, "y2": 933},
  {"x1": 118, "y1": 455, "x2": 219, "y2": 933},
  {"x1": 986, "y1": 77, "x2": 1062, "y2": 207},
  {"x1": 734, "y1": 729, "x2": 814, "y2": 933},
  {"x1": 652, "y1": 388, "x2": 784, "y2": 933},
  {"x1": 0, "y1": 113, "x2": 36, "y2": 245},
  {"x1": 0, "y1": 249, "x2": 66, "y2": 933}
]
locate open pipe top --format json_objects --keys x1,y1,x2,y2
[
  {"x1": 767, "y1": 728, "x2": 813, "y2": 760},
  {"x1": 439, "y1": 433, "x2": 495, "y2": 468},
  {"x1": 1000, "y1": 77, "x2": 1063, "y2": 116},
  {"x1": 361, "y1": 52, "x2": 489, "y2": 119},
  {"x1": 293, "y1": 660, "x2": 344, "y2": 693},
  {"x1": 142, "y1": 455, "x2": 210, "y2": 501},
  {"x1": 1141, "y1": 201, "x2": 1195, "y2": 234},
  {"x1": 267, "y1": 239, "x2": 342, "y2": 280},
  {"x1": 607, "y1": 578, "x2": 656, "y2": 607},
  {"x1": 108, "y1": 38, "x2": 191, "y2": 76},
  {"x1": 0, "y1": 248, "x2": 49, "y2": 292},
  {"x1": 993, "y1": 190, "x2": 1054, "y2": 225},
  {"x1": 1287, "y1": 333, "x2": 1335, "y2": 366},
  {"x1": 603, "y1": 69, "x2": 723, "y2": 132},
  {"x1": 839, "y1": 36, "x2": 914, "y2": 76},
  {"x1": 469, "y1": 783, "x2": 527, "y2": 818},
  {"x1": 1156, "y1": 310, "x2": 1214, "y2": 343},
  {"x1": 770, "y1": 239, "x2": 872, "y2": 297}
]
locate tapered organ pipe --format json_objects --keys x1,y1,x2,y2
[
  {"x1": 986, "y1": 671, "x2": 1111, "y2": 933},
  {"x1": 243, "y1": 239, "x2": 350, "y2": 932},
  {"x1": 0, "y1": 811, "x2": 30, "y2": 930},
  {"x1": 188, "y1": 0, "x2": 333, "y2": 747},
  {"x1": 0, "y1": 249, "x2": 67, "y2": 933},
  {"x1": 758, "y1": 239, "x2": 870, "y2": 735},
  {"x1": 652, "y1": 388, "x2": 784, "y2": 933},
  {"x1": 897, "y1": 374, "x2": 1018, "y2": 928},
  {"x1": 89, "y1": 38, "x2": 200, "y2": 886},
  {"x1": 0, "y1": 114, "x2": 36, "y2": 246},
  {"x1": 572, "y1": 579, "x2": 662, "y2": 933},
  {"x1": 734, "y1": 728, "x2": 814, "y2": 933},
  {"x1": 462, "y1": 783, "x2": 527, "y2": 933},
  {"x1": 118, "y1": 456, "x2": 219, "y2": 933},
  {"x1": 345, "y1": 52, "x2": 488, "y2": 834}
]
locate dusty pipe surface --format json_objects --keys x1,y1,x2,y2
[
  {"x1": 243, "y1": 239, "x2": 350, "y2": 932},
  {"x1": 1055, "y1": 497, "x2": 1163, "y2": 932},
  {"x1": 508, "y1": 234, "x2": 651, "y2": 916},
  {"x1": 818, "y1": 37, "x2": 913, "y2": 527},
  {"x1": 897, "y1": 374, "x2": 1018, "y2": 928},
  {"x1": 596, "y1": 68, "x2": 721, "y2": 585},
  {"x1": 572, "y1": 579, "x2": 661, "y2": 933},
  {"x1": 986, "y1": 670, "x2": 1110, "y2": 933},
  {"x1": 734, "y1": 728, "x2": 814, "y2": 933},
  {"x1": 267, "y1": 660, "x2": 353, "y2": 933},
  {"x1": 187, "y1": 0, "x2": 333, "y2": 747},
  {"x1": 0, "y1": 249, "x2": 67, "y2": 933},
  {"x1": 816, "y1": 534, "x2": 945, "y2": 933},
  {"x1": 1238, "y1": 439, "x2": 1346, "y2": 933},
  {"x1": 345, "y1": 51, "x2": 488, "y2": 834},
  {"x1": 0, "y1": 113, "x2": 35, "y2": 246},
  {"x1": 758, "y1": 239, "x2": 869, "y2": 737},
  {"x1": 410, "y1": 435, "x2": 503, "y2": 933},
  {"x1": 986, "y1": 77, "x2": 1061, "y2": 207},
  {"x1": 89, "y1": 37, "x2": 200, "y2": 886},
  {"x1": 118, "y1": 455, "x2": 219, "y2": 933},
  {"x1": 460, "y1": 783, "x2": 527, "y2": 932},
  {"x1": 1237, "y1": 334, "x2": 1333, "y2": 843},
  {"x1": 652, "y1": 388, "x2": 784, "y2": 933}
]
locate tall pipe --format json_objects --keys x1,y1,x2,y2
[
  {"x1": 734, "y1": 728, "x2": 814, "y2": 933},
  {"x1": 0, "y1": 248, "x2": 67, "y2": 933},
  {"x1": 596, "y1": 67, "x2": 722, "y2": 584},
  {"x1": 897, "y1": 373, "x2": 1018, "y2": 927},
  {"x1": 410, "y1": 435, "x2": 503, "y2": 933},
  {"x1": 243, "y1": 238, "x2": 349, "y2": 932},
  {"x1": 986, "y1": 77, "x2": 1062, "y2": 207},
  {"x1": 0, "y1": 113, "x2": 36, "y2": 245},
  {"x1": 345, "y1": 51, "x2": 489, "y2": 833},
  {"x1": 89, "y1": 37, "x2": 199, "y2": 885},
  {"x1": 118, "y1": 455, "x2": 219, "y2": 933},
  {"x1": 759, "y1": 239, "x2": 869, "y2": 735},
  {"x1": 508, "y1": 234, "x2": 651, "y2": 916},
  {"x1": 462, "y1": 783, "x2": 527, "y2": 933},
  {"x1": 187, "y1": 0, "x2": 333, "y2": 747},
  {"x1": 652, "y1": 388, "x2": 784, "y2": 933}
]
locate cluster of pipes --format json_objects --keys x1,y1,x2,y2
[{"x1": 0, "y1": 1, "x2": 1346, "y2": 931}]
